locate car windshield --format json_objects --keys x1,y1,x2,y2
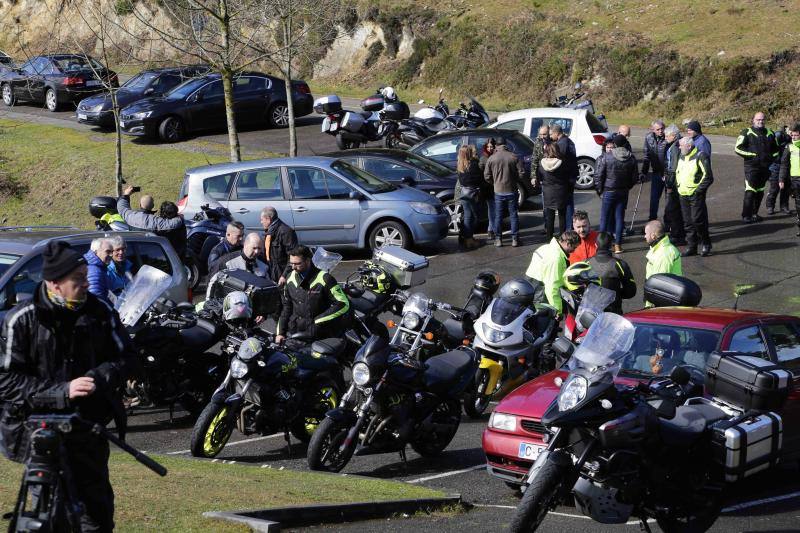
[
  {"x1": 331, "y1": 160, "x2": 396, "y2": 193},
  {"x1": 397, "y1": 153, "x2": 453, "y2": 178},
  {"x1": 619, "y1": 323, "x2": 721, "y2": 379},
  {"x1": 53, "y1": 56, "x2": 104, "y2": 72},
  {"x1": 165, "y1": 78, "x2": 207, "y2": 100},
  {"x1": 122, "y1": 72, "x2": 157, "y2": 90},
  {"x1": 0, "y1": 253, "x2": 21, "y2": 278}
]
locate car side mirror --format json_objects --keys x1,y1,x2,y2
[
  {"x1": 348, "y1": 190, "x2": 363, "y2": 200},
  {"x1": 401, "y1": 176, "x2": 416, "y2": 187},
  {"x1": 669, "y1": 365, "x2": 691, "y2": 387}
]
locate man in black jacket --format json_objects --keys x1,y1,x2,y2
[
  {"x1": 735, "y1": 112, "x2": 780, "y2": 223},
  {"x1": 260, "y1": 207, "x2": 298, "y2": 285},
  {"x1": 0, "y1": 241, "x2": 136, "y2": 531},
  {"x1": 662, "y1": 125, "x2": 686, "y2": 245},
  {"x1": 595, "y1": 134, "x2": 637, "y2": 253},
  {"x1": 587, "y1": 232, "x2": 637, "y2": 314},
  {"x1": 641, "y1": 120, "x2": 669, "y2": 221},
  {"x1": 207, "y1": 221, "x2": 244, "y2": 271},
  {"x1": 766, "y1": 125, "x2": 791, "y2": 215},
  {"x1": 550, "y1": 124, "x2": 577, "y2": 230}
]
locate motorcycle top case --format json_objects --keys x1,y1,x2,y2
[
  {"x1": 341, "y1": 112, "x2": 366, "y2": 133},
  {"x1": 313, "y1": 95, "x2": 342, "y2": 115},
  {"x1": 210, "y1": 270, "x2": 280, "y2": 316},
  {"x1": 382, "y1": 101, "x2": 410, "y2": 121},
  {"x1": 360, "y1": 94, "x2": 384, "y2": 112},
  {"x1": 643, "y1": 273, "x2": 702, "y2": 307},
  {"x1": 89, "y1": 195, "x2": 118, "y2": 218},
  {"x1": 372, "y1": 246, "x2": 429, "y2": 289},
  {"x1": 705, "y1": 352, "x2": 791, "y2": 411},
  {"x1": 710, "y1": 412, "x2": 783, "y2": 482}
]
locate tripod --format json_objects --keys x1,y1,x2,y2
[{"x1": 8, "y1": 414, "x2": 166, "y2": 533}]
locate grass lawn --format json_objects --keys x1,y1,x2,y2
[
  {"x1": 0, "y1": 119, "x2": 277, "y2": 229},
  {"x1": 0, "y1": 452, "x2": 444, "y2": 532}
]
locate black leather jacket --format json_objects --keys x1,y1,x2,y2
[{"x1": 641, "y1": 132, "x2": 668, "y2": 175}]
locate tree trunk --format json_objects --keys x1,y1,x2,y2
[
  {"x1": 282, "y1": 17, "x2": 297, "y2": 157},
  {"x1": 221, "y1": 68, "x2": 241, "y2": 162},
  {"x1": 110, "y1": 89, "x2": 123, "y2": 196}
]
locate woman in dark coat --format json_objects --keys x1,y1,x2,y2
[
  {"x1": 479, "y1": 138, "x2": 497, "y2": 240},
  {"x1": 539, "y1": 143, "x2": 570, "y2": 240},
  {"x1": 456, "y1": 144, "x2": 483, "y2": 249}
]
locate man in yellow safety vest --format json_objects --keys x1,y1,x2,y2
[
  {"x1": 671, "y1": 136, "x2": 714, "y2": 257},
  {"x1": 779, "y1": 122, "x2": 800, "y2": 237}
]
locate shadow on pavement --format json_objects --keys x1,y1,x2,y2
[{"x1": 350, "y1": 447, "x2": 486, "y2": 480}]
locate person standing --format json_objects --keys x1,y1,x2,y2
[
  {"x1": 767, "y1": 125, "x2": 791, "y2": 215},
  {"x1": 455, "y1": 145, "x2": 483, "y2": 250},
  {"x1": 735, "y1": 112, "x2": 779, "y2": 223},
  {"x1": 587, "y1": 232, "x2": 637, "y2": 314},
  {"x1": 675, "y1": 137, "x2": 714, "y2": 257},
  {"x1": 260, "y1": 206, "x2": 298, "y2": 286},
  {"x1": 538, "y1": 143, "x2": 569, "y2": 241},
  {"x1": 686, "y1": 120, "x2": 712, "y2": 158},
  {"x1": 616, "y1": 124, "x2": 633, "y2": 151},
  {"x1": 568, "y1": 210, "x2": 598, "y2": 264},
  {"x1": 643, "y1": 220, "x2": 682, "y2": 306},
  {"x1": 778, "y1": 123, "x2": 800, "y2": 236},
  {"x1": 596, "y1": 134, "x2": 637, "y2": 254},
  {"x1": 117, "y1": 187, "x2": 186, "y2": 259},
  {"x1": 83, "y1": 238, "x2": 113, "y2": 303},
  {"x1": 663, "y1": 124, "x2": 686, "y2": 245},
  {"x1": 479, "y1": 139, "x2": 497, "y2": 240},
  {"x1": 107, "y1": 235, "x2": 133, "y2": 296},
  {"x1": 641, "y1": 120, "x2": 669, "y2": 222},
  {"x1": 524, "y1": 231, "x2": 581, "y2": 316},
  {"x1": 207, "y1": 221, "x2": 245, "y2": 271},
  {"x1": 210, "y1": 232, "x2": 268, "y2": 277},
  {"x1": 484, "y1": 137, "x2": 524, "y2": 247},
  {"x1": 0, "y1": 241, "x2": 136, "y2": 531},
  {"x1": 550, "y1": 124, "x2": 577, "y2": 229}
]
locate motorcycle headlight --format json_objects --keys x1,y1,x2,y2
[
  {"x1": 131, "y1": 110, "x2": 153, "y2": 119},
  {"x1": 230, "y1": 358, "x2": 249, "y2": 379},
  {"x1": 352, "y1": 362, "x2": 371, "y2": 387},
  {"x1": 558, "y1": 375, "x2": 588, "y2": 412},
  {"x1": 489, "y1": 412, "x2": 516, "y2": 431},
  {"x1": 482, "y1": 323, "x2": 512, "y2": 343},
  {"x1": 410, "y1": 202, "x2": 438, "y2": 215},
  {"x1": 401, "y1": 312, "x2": 421, "y2": 330}
]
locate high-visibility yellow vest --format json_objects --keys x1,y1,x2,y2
[
  {"x1": 789, "y1": 142, "x2": 800, "y2": 178},
  {"x1": 675, "y1": 148, "x2": 710, "y2": 196}
]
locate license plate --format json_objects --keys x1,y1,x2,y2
[
  {"x1": 85, "y1": 80, "x2": 101, "y2": 87},
  {"x1": 518, "y1": 442, "x2": 544, "y2": 460},
  {"x1": 77, "y1": 113, "x2": 87, "y2": 120}
]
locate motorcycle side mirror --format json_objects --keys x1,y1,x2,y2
[
  {"x1": 650, "y1": 399, "x2": 676, "y2": 419},
  {"x1": 669, "y1": 365, "x2": 691, "y2": 387},
  {"x1": 578, "y1": 310, "x2": 598, "y2": 330},
  {"x1": 551, "y1": 336, "x2": 575, "y2": 359},
  {"x1": 401, "y1": 176, "x2": 416, "y2": 187},
  {"x1": 348, "y1": 190, "x2": 364, "y2": 200}
]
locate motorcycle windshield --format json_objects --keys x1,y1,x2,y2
[
  {"x1": 115, "y1": 265, "x2": 173, "y2": 327},
  {"x1": 312, "y1": 246, "x2": 342, "y2": 273},
  {"x1": 489, "y1": 298, "x2": 527, "y2": 327},
  {"x1": 402, "y1": 293, "x2": 431, "y2": 318},
  {"x1": 468, "y1": 97, "x2": 489, "y2": 122},
  {"x1": 570, "y1": 313, "x2": 635, "y2": 377},
  {"x1": 574, "y1": 284, "x2": 617, "y2": 333}
]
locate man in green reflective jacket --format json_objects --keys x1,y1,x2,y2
[
  {"x1": 674, "y1": 137, "x2": 714, "y2": 257},
  {"x1": 644, "y1": 220, "x2": 682, "y2": 307},
  {"x1": 275, "y1": 245, "x2": 351, "y2": 344},
  {"x1": 524, "y1": 231, "x2": 581, "y2": 315},
  {"x1": 778, "y1": 122, "x2": 800, "y2": 237}
]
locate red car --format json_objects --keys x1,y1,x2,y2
[{"x1": 482, "y1": 307, "x2": 800, "y2": 486}]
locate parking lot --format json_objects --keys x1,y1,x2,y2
[{"x1": 4, "y1": 99, "x2": 800, "y2": 531}]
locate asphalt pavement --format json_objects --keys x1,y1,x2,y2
[{"x1": 4, "y1": 97, "x2": 800, "y2": 531}]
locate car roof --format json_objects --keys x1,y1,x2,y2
[
  {"x1": 625, "y1": 306, "x2": 794, "y2": 330},
  {"x1": 40, "y1": 54, "x2": 94, "y2": 60},
  {"x1": 323, "y1": 148, "x2": 417, "y2": 158},
  {"x1": 494, "y1": 107, "x2": 587, "y2": 123},
  {"x1": 186, "y1": 156, "x2": 341, "y2": 178},
  {"x1": 416, "y1": 128, "x2": 522, "y2": 141},
  {"x1": 0, "y1": 230, "x2": 161, "y2": 255},
  {"x1": 140, "y1": 65, "x2": 209, "y2": 75}
]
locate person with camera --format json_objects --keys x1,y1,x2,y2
[
  {"x1": 117, "y1": 186, "x2": 187, "y2": 259},
  {"x1": 0, "y1": 241, "x2": 136, "y2": 531}
]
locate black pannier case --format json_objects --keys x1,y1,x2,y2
[
  {"x1": 643, "y1": 273, "x2": 702, "y2": 307},
  {"x1": 382, "y1": 101, "x2": 410, "y2": 120},
  {"x1": 360, "y1": 94, "x2": 384, "y2": 112},
  {"x1": 705, "y1": 352, "x2": 791, "y2": 411},
  {"x1": 209, "y1": 270, "x2": 280, "y2": 317}
]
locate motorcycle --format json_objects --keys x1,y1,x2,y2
[
  {"x1": 315, "y1": 88, "x2": 409, "y2": 150},
  {"x1": 116, "y1": 265, "x2": 227, "y2": 416},
  {"x1": 509, "y1": 312, "x2": 787, "y2": 532},
  {"x1": 445, "y1": 97, "x2": 490, "y2": 129},
  {"x1": 561, "y1": 283, "x2": 618, "y2": 343},
  {"x1": 190, "y1": 331, "x2": 346, "y2": 458},
  {"x1": 550, "y1": 82, "x2": 608, "y2": 128},
  {"x1": 306, "y1": 334, "x2": 478, "y2": 472},
  {"x1": 462, "y1": 278, "x2": 559, "y2": 419},
  {"x1": 383, "y1": 89, "x2": 451, "y2": 150}
]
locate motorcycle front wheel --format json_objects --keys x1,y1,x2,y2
[
  {"x1": 190, "y1": 402, "x2": 235, "y2": 458},
  {"x1": 290, "y1": 378, "x2": 341, "y2": 443},
  {"x1": 410, "y1": 400, "x2": 461, "y2": 457},
  {"x1": 463, "y1": 369, "x2": 492, "y2": 419},
  {"x1": 307, "y1": 417, "x2": 356, "y2": 472},
  {"x1": 508, "y1": 457, "x2": 568, "y2": 533}
]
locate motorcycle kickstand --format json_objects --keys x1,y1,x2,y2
[
  {"x1": 168, "y1": 403, "x2": 175, "y2": 424},
  {"x1": 283, "y1": 430, "x2": 292, "y2": 458},
  {"x1": 639, "y1": 518, "x2": 652, "y2": 533}
]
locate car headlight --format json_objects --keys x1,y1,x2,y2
[
  {"x1": 130, "y1": 111, "x2": 153, "y2": 119},
  {"x1": 352, "y1": 362, "x2": 371, "y2": 387},
  {"x1": 558, "y1": 375, "x2": 588, "y2": 412},
  {"x1": 230, "y1": 358, "x2": 249, "y2": 379},
  {"x1": 401, "y1": 312, "x2": 421, "y2": 330},
  {"x1": 489, "y1": 412, "x2": 516, "y2": 431},
  {"x1": 410, "y1": 202, "x2": 438, "y2": 215},
  {"x1": 482, "y1": 323, "x2": 512, "y2": 343}
]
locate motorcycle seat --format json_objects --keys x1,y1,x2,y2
[
  {"x1": 350, "y1": 292, "x2": 389, "y2": 315},
  {"x1": 423, "y1": 349, "x2": 474, "y2": 395},
  {"x1": 177, "y1": 320, "x2": 218, "y2": 350},
  {"x1": 658, "y1": 404, "x2": 728, "y2": 447},
  {"x1": 311, "y1": 338, "x2": 346, "y2": 359},
  {"x1": 295, "y1": 352, "x2": 340, "y2": 373}
]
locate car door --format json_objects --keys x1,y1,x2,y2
[
  {"x1": 760, "y1": 321, "x2": 800, "y2": 454},
  {"x1": 28, "y1": 57, "x2": 51, "y2": 102},
  {"x1": 286, "y1": 166, "x2": 360, "y2": 245},
  {"x1": 225, "y1": 166, "x2": 292, "y2": 232},
  {"x1": 233, "y1": 76, "x2": 269, "y2": 126},
  {"x1": 187, "y1": 80, "x2": 226, "y2": 131},
  {"x1": 14, "y1": 59, "x2": 38, "y2": 100}
]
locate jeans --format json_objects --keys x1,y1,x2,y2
[
  {"x1": 460, "y1": 197, "x2": 478, "y2": 239},
  {"x1": 599, "y1": 190, "x2": 628, "y2": 244},
  {"x1": 486, "y1": 197, "x2": 496, "y2": 233},
  {"x1": 648, "y1": 173, "x2": 665, "y2": 220},
  {"x1": 766, "y1": 162, "x2": 790, "y2": 210},
  {"x1": 494, "y1": 192, "x2": 519, "y2": 238}
]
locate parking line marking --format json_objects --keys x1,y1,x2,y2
[
  {"x1": 472, "y1": 504, "x2": 651, "y2": 525},
  {"x1": 722, "y1": 490, "x2": 800, "y2": 513},
  {"x1": 164, "y1": 433, "x2": 283, "y2": 455},
  {"x1": 406, "y1": 464, "x2": 485, "y2": 484}
]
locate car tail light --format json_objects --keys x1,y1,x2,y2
[
  {"x1": 176, "y1": 195, "x2": 188, "y2": 214},
  {"x1": 593, "y1": 134, "x2": 607, "y2": 146},
  {"x1": 294, "y1": 83, "x2": 311, "y2": 95},
  {"x1": 63, "y1": 77, "x2": 84, "y2": 86}
]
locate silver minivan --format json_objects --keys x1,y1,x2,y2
[{"x1": 178, "y1": 156, "x2": 449, "y2": 250}]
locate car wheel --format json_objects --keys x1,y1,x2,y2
[
  {"x1": 158, "y1": 116, "x2": 184, "y2": 143},
  {"x1": 443, "y1": 200, "x2": 462, "y2": 236},
  {"x1": 576, "y1": 158, "x2": 596, "y2": 190},
  {"x1": 369, "y1": 220, "x2": 410, "y2": 250},
  {"x1": 1, "y1": 84, "x2": 15, "y2": 106},
  {"x1": 518, "y1": 188, "x2": 526, "y2": 208},
  {"x1": 268, "y1": 103, "x2": 289, "y2": 128},
  {"x1": 45, "y1": 88, "x2": 59, "y2": 112}
]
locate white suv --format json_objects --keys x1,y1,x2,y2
[{"x1": 488, "y1": 107, "x2": 611, "y2": 189}]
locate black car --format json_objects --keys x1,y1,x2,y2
[
  {"x1": 409, "y1": 128, "x2": 540, "y2": 207},
  {"x1": 119, "y1": 71, "x2": 314, "y2": 143},
  {"x1": 0, "y1": 54, "x2": 118, "y2": 112},
  {"x1": 77, "y1": 65, "x2": 210, "y2": 129}
]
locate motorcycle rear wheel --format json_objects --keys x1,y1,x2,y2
[
  {"x1": 463, "y1": 370, "x2": 492, "y2": 419},
  {"x1": 290, "y1": 378, "x2": 341, "y2": 443},
  {"x1": 190, "y1": 403, "x2": 235, "y2": 458},
  {"x1": 508, "y1": 458, "x2": 567, "y2": 533},
  {"x1": 307, "y1": 417, "x2": 356, "y2": 472},
  {"x1": 410, "y1": 400, "x2": 461, "y2": 457},
  {"x1": 336, "y1": 135, "x2": 360, "y2": 150}
]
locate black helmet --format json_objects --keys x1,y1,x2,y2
[
  {"x1": 497, "y1": 278, "x2": 536, "y2": 306},
  {"x1": 473, "y1": 270, "x2": 500, "y2": 293}
]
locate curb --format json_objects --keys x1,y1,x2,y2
[{"x1": 204, "y1": 494, "x2": 466, "y2": 531}]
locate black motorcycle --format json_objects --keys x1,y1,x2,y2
[
  {"x1": 509, "y1": 312, "x2": 787, "y2": 533},
  {"x1": 445, "y1": 97, "x2": 490, "y2": 129},
  {"x1": 190, "y1": 331, "x2": 345, "y2": 458},
  {"x1": 306, "y1": 334, "x2": 478, "y2": 472}
]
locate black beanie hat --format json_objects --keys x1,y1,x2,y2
[
  {"x1": 612, "y1": 134, "x2": 628, "y2": 147},
  {"x1": 42, "y1": 241, "x2": 86, "y2": 281},
  {"x1": 687, "y1": 120, "x2": 702, "y2": 134}
]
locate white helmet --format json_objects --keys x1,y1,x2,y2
[
  {"x1": 380, "y1": 86, "x2": 397, "y2": 102},
  {"x1": 223, "y1": 291, "x2": 252, "y2": 322}
]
